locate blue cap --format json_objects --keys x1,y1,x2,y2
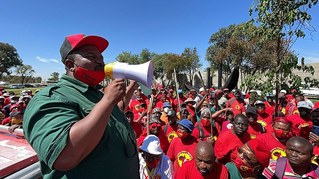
[
  {"x1": 163, "y1": 102, "x2": 171, "y2": 108},
  {"x1": 177, "y1": 119, "x2": 194, "y2": 132}
]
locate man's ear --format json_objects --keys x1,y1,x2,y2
[{"x1": 64, "y1": 59, "x2": 74, "y2": 70}]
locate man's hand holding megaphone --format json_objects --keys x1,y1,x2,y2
[{"x1": 102, "y1": 79, "x2": 127, "y2": 105}]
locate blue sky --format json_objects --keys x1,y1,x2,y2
[{"x1": 1, "y1": 0, "x2": 318, "y2": 80}]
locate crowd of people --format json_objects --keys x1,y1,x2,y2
[
  {"x1": 1, "y1": 33, "x2": 319, "y2": 178},
  {"x1": 124, "y1": 84, "x2": 319, "y2": 178}
]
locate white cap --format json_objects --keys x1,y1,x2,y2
[
  {"x1": 140, "y1": 135, "x2": 163, "y2": 155},
  {"x1": 199, "y1": 87, "x2": 205, "y2": 92},
  {"x1": 280, "y1": 90, "x2": 287, "y2": 94},
  {"x1": 297, "y1": 101, "x2": 312, "y2": 109}
]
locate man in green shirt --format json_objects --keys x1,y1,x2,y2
[{"x1": 23, "y1": 34, "x2": 140, "y2": 178}]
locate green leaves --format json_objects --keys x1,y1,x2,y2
[{"x1": 0, "y1": 43, "x2": 23, "y2": 78}]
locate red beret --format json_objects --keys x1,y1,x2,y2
[
  {"x1": 247, "y1": 139, "x2": 270, "y2": 167},
  {"x1": 273, "y1": 116, "x2": 292, "y2": 126}
]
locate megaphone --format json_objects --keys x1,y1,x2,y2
[{"x1": 104, "y1": 60, "x2": 154, "y2": 88}]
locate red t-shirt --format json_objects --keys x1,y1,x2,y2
[
  {"x1": 255, "y1": 132, "x2": 286, "y2": 161},
  {"x1": 129, "y1": 99, "x2": 146, "y2": 120},
  {"x1": 286, "y1": 115, "x2": 313, "y2": 139},
  {"x1": 264, "y1": 101, "x2": 275, "y2": 116},
  {"x1": 130, "y1": 122, "x2": 143, "y2": 139},
  {"x1": 257, "y1": 112, "x2": 272, "y2": 128},
  {"x1": 226, "y1": 98, "x2": 246, "y2": 116},
  {"x1": 247, "y1": 122, "x2": 265, "y2": 139},
  {"x1": 1, "y1": 117, "x2": 10, "y2": 125},
  {"x1": 176, "y1": 160, "x2": 229, "y2": 179},
  {"x1": 214, "y1": 130, "x2": 250, "y2": 165},
  {"x1": 166, "y1": 136, "x2": 198, "y2": 175},
  {"x1": 192, "y1": 122, "x2": 213, "y2": 140},
  {"x1": 162, "y1": 123, "x2": 178, "y2": 143}
]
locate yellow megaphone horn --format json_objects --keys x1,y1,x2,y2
[{"x1": 104, "y1": 60, "x2": 154, "y2": 88}]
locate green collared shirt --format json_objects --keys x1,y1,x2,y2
[{"x1": 23, "y1": 74, "x2": 139, "y2": 179}]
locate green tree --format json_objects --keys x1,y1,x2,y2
[
  {"x1": 15, "y1": 65, "x2": 35, "y2": 84},
  {"x1": 181, "y1": 48, "x2": 202, "y2": 85},
  {"x1": 49, "y1": 72, "x2": 60, "y2": 82},
  {"x1": 250, "y1": 0, "x2": 318, "y2": 115},
  {"x1": 116, "y1": 51, "x2": 139, "y2": 64},
  {"x1": 206, "y1": 22, "x2": 278, "y2": 87},
  {"x1": 0, "y1": 43, "x2": 23, "y2": 79}
]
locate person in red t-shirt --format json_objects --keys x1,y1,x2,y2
[
  {"x1": 184, "y1": 98, "x2": 196, "y2": 124},
  {"x1": 255, "y1": 100, "x2": 272, "y2": 128},
  {"x1": 129, "y1": 90, "x2": 147, "y2": 121},
  {"x1": 192, "y1": 108, "x2": 216, "y2": 143},
  {"x1": 125, "y1": 110, "x2": 143, "y2": 139},
  {"x1": 214, "y1": 114, "x2": 251, "y2": 165},
  {"x1": 176, "y1": 141, "x2": 229, "y2": 179},
  {"x1": 255, "y1": 116, "x2": 292, "y2": 161},
  {"x1": 286, "y1": 101, "x2": 313, "y2": 139},
  {"x1": 166, "y1": 89, "x2": 175, "y2": 106},
  {"x1": 245, "y1": 106, "x2": 266, "y2": 139},
  {"x1": 137, "y1": 117, "x2": 169, "y2": 153},
  {"x1": 167, "y1": 119, "x2": 198, "y2": 177},
  {"x1": 226, "y1": 138, "x2": 271, "y2": 179},
  {"x1": 226, "y1": 89, "x2": 246, "y2": 116},
  {"x1": 264, "y1": 93, "x2": 275, "y2": 116},
  {"x1": 162, "y1": 109, "x2": 179, "y2": 143}
]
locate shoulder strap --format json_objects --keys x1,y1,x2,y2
[
  {"x1": 312, "y1": 164, "x2": 319, "y2": 177},
  {"x1": 163, "y1": 124, "x2": 168, "y2": 135},
  {"x1": 274, "y1": 157, "x2": 287, "y2": 179},
  {"x1": 196, "y1": 125, "x2": 204, "y2": 141}
]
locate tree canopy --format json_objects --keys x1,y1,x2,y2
[
  {"x1": 0, "y1": 43, "x2": 23, "y2": 79},
  {"x1": 250, "y1": 0, "x2": 318, "y2": 114},
  {"x1": 116, "y1": 48, "x2": 202, "y2": 88}
]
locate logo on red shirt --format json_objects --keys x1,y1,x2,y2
[{"x1": 177, "y1": 151, "x2": 193, "y2": 167}]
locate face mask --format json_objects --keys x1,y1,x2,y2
[
  {"x1": 201, "y1": 119, "x2": 211, "y2": 127},
  {"x1": 273, "y1": 129, "x2": 290, "y2": 140},
  {"x1": 312, "y1": 125, "x2": 319, "y2": 136},
  {"x1": 74, "y1": 66, "x2": 105, "y2": 86},
  {"x1": 163, "y1": 108, "x2": 169, "y2": 113},
  {"x1": 234, "y1": 156, "x2": 254, "y2": 173},
  {"x1": 177, "y1": 130, "x2": 188, "y2": 139},
  {"x1": 146, "y1": 158, "x2": 160, "y2": 168}
]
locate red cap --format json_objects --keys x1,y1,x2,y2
[
  {"x1": 247, "y1": 139, "x2": 271, "y2": 167},
  {"x1": 314, "y1": 102, "x2": 319, "y2": 110},
  {"x1": 10, "y1": 103, "x2": 20, "y2": 111},
  {"x1": 60, "y1": 34, "x2": 109, "y2": 63}
]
